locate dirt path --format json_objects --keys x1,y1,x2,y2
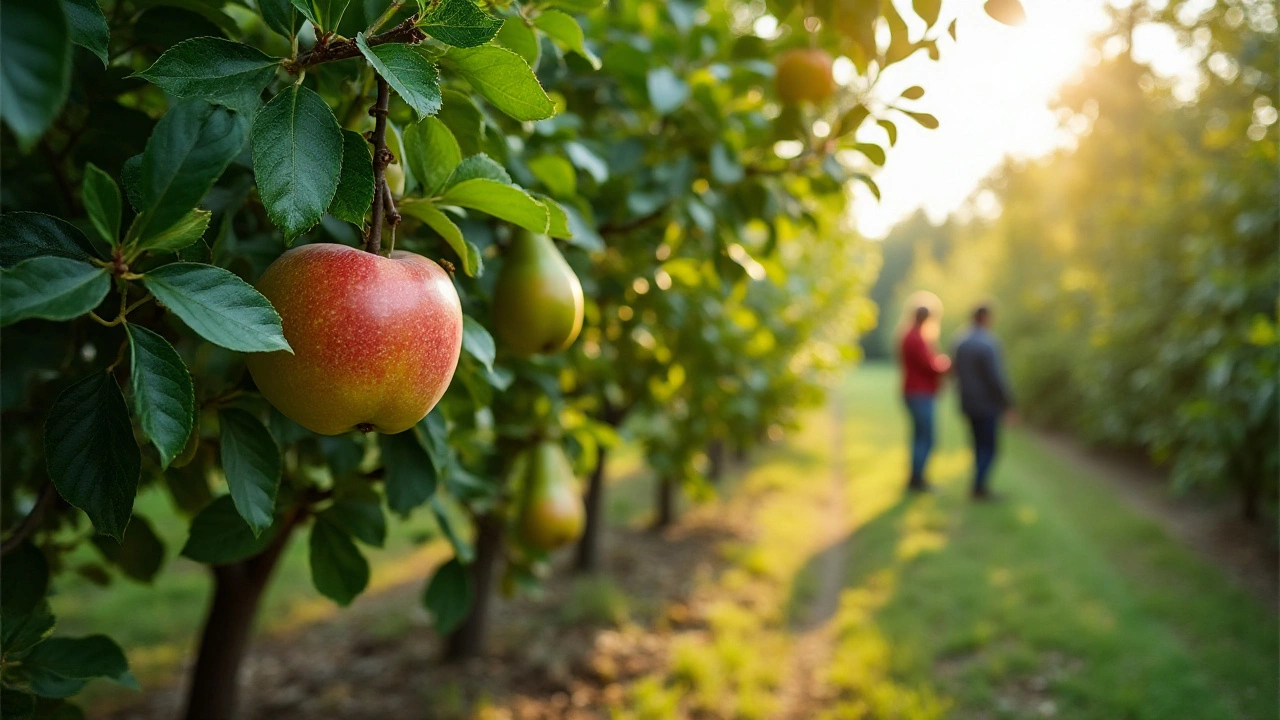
[
  {"x1": 1029, "y1": 430, "x2": 1278, "y2": 608},
  {"x1": 777, "y1": 400, "x2": 852, "y2": 718}
]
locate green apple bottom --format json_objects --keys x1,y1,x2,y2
[{"x1": 247, "y1": 237, "x2": 587, "y2": 549}]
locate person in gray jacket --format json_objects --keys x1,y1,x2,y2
[{"x1": 951, "y1": 304, "x2": 1015, "y2": 499}]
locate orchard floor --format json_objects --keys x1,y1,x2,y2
[{"x1": 85, "y1": 365, "x2": 1277, "y2": 720}]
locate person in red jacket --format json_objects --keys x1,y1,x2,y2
[{"x1": 899, "y1": 305, "x2": 951, "y2": 492}]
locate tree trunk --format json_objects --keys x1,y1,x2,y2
[
  {"x1": 574, "y1": 447, "x2": 609, "y2": 573},
  {"x1": 732, "y1": 441, "x2": 748, "y2": 467},
  {"x1": 653, "y1": 475, "x2": 675, "y2": 530},
  {"x1": 707, "y1": 438, "x2": 726, "y2": 484},
  {"x1": 445, "y1": 514, "x2": 503, "y2": 661},
  {"x1": 1242, "y1": 473, "x2": 1262, "y2": 522},
  {"x1": 183, "y1": 521, "x2": 296, "y2": 720}
]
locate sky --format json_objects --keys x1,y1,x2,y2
[{"x1": 840, "y1": 0, "x2": 1189, "y2": 238}]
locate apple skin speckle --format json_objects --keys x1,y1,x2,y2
[{"x1": 246, "y1": 243, "x2": 463, "y2": 436}]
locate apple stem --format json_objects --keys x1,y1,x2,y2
[{"x1": 365, "y1": 75, "x2": 392, "y2": 255}]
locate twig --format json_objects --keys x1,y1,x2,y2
[
  {"x1": 365, "y1": 76, "x2": 393, "y2": 255},
  {"x1": 0, "y1": 483, "x2": 57, "y2": 557},
  {"x1": 284, "y1": 16, "x2": 424, "y2": 74},
  {"x1": 367, "y1": 0, "x2": 407, "y2": 34},
  {"x1": 599, "y1": 207, "x2": 670, "y2": 237}
]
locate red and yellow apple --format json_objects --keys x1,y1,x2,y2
[
  {"x1": 246, "y1": 243, "x2": 462, "y2": 436},
  {"x1": 775, "y1": 48, "x2": 836, "y2": 106}
]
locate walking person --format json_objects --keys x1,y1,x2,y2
[
  {"x1": 952, "y1": 304, "x2": 1015, "y2": 500},
  {"x1": 899, "y1": 303, "x2": 951, "y2": 492}
]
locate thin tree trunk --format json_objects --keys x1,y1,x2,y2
[
  {"x1": 1242, "y1": 473, "x2": 1262, "y2": 522},
  {"x1": 574, "y1": 447, "x2": 608, "y2": 573},
  {"x1": 707, "y1": 438, "x2": 726, "y2": 484},
  {"x1": 445, "y1": 514, "x2": 503, "y2": 660},
  {"x1": 653, "y1": 475, "x2": 675, "y2": 530},
  {"x1": 183, "y1": 520, "x2": 297, "y2": 720}
]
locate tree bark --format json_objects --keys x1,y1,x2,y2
[
  {"x1": 707, "y1": 438, "x2": 726, "y2": 484},
  {"x1": 182, "y1": 522, "x2": 297, "y2": 720},
  {"x1": 574, "y1": 447, "x2": 609, "y2": 573},
  {"x1": 653, "y1": 475, "x2": 675, "y2": 530},
  {"x1": 444, "y1": 514, "x2": 503, "y2": 661}
]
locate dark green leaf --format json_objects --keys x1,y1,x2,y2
[
  {"x1": 422, "y1": 557, "x2": 472, "y2": 634},
  {"x1": 0, "y1": 544, "x2": 49, "y2": 615},
  {"x1": 430, "y1": 493, "x2": 473, "y2": 563},
  {"x1": 446, "y1": 45, "x2": 555, "y2": 122},
  {"x1": 403, "y1": 117, "x2": 460, "y2": 196},
  {"x1": 287, "y1": 0, "x2": 318, "y2": 26},
  {"x1": 379, "y1": 428, "x2": 437, "y2": 517},
  {"x1": 398, "y1": 200, "x2": 481, "y2": 276},
  {"x1": 141, "y1": 262, "x2": 291, "y2": 353},
  {"x1": 1, "y1": 689, "x2": 35, "y2": 720},
  {"x1": 444, "y1": 154, "x2": 510, "y2": 189},
  {"x1": 135, "y1": 38, "x2": 279, "y2": 113},
  {"x1": 127, "y1": 324, "x2": 195, "y2": 468},
  {"x1": 438, "y1": 179, "x2": 548, "y2": 233},
  {"x1": 0, "y1": 257, "x2": 109, "y2": 327},
  {"x1": 258, "y1": 0, "x2": 300, "y2": 38},
  {"x1": 0, "y1": 213, "x2": 98, "y2": 269},
  {"x1": 82, "y1": 163, "x2": 121, "y2": 245},
  {"x1": 1, "y1": 601, "x2": 55, "y2": 660},
  {"x1": 419, "y1": 0, "x2": 501, "y2": 48},
  {"x1": 90, "y1": 514, "x2": 165, "y2": 583},
  {"x1": 120, "y1": 155, "x2": 143, "y2": 211},
  {"x1": 356, "y1": 34, "x2": 441, "y2": 120},
  {"x1": 133, "y1": 99, "x2": 249, "y2": 241},
  {"x1": 292, "y1": 0, "x2": 349, "y2": 32},
  {"x1": 181, "y1": 495, "x2": 278, "y2": 564},
  {"x1": 0, "y1": 0, "x2": 71, "y2": 151},
  {"x1": 251, "y1": 84, "x2": 343, "y2": 239},
  {"x1": 461, "y1": 315, "x2": 494, "y2": 372},
  {"x1": 134, "y1": 208, "x2": 211, "y2": 252},
  {"x1": 25, "y1": 635, "x2": 136, "y2": 695},
  {"x1": 308, "y1": 515, "x2": 369, "y2": 606},
  {"x1": 63, "y1": 0, "x2": 108, "y2": 65},
  {"x1": 495, "y1": 16, "x2": 539, "y2": 67},
  {"x1": 646, "y1": 67, "x2": 689, "y2": 116},
  {"x1": 437, "y1": 88, "x2": 485, "y2": 156},
  {"x1": 44, "y1": 373, "x2": 139, "y2": 540},
  {"x1": 533, "y1": 10, "x2": 599, "y2": 69},
  {"x1": 321, "y1": 494, "x2": 386, "y2": 548},
  {"x1": 329, "y1": 130, "x2": 374, "y2": 225},
  {"x1": 218, "y1": 408, "x2": 280, "y2": 536}
]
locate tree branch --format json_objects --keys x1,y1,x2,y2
[
  {"x1": 365, "y1": 76, "x2": 393, "y2": 255},
  {"x1": 599, "y1": 207, "x2": 670, "y2": 237},
  {"x1": 284, "y1": 16, "x2": 425, "y2": 75},
  {"x1": 1, "y1": 483, "x2": 57, "y2": 557}
]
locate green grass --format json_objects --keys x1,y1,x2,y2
[{"x1": 818, "y1": 364, "x2": 1278, "y2": 719}]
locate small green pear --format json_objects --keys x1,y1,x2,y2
[
  {"x1": 517, "y1": 441, "x2": 584, "y2": 551},
  {"x1": 493, "y1": 232, "x2": 584, "y2": 356}
]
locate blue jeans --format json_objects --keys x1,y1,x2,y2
[
  {"x1": 904, "y1": 394, "x2": 936, "y2": 485},
  {"x1": 967, "y1": 414, "x2": 1000, "y2": 493}
]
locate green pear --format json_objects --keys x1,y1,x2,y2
[
  {"x1": 493, "y1": 232, "x2": 584, "y2": 356},
  {"x1": 517, "y1": 441, "x2": 584, "y2": 551}
]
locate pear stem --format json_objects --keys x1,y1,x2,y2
[{"x1": 365, "y1": 76, "x2": 392, "y2": 255}]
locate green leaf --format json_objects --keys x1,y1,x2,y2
[
  {"x1": 251, "y1": 84, "x2": 344, "y2": 239},
  {"x1": 258, "y1": 0, "x2": 300, "y2": 38},
  {"x1": 81, "y1": 163, "x2": 121, "y2": 245},
  {"x1": 900, "y1": 85, "x2": 925, "y2": 100},
  {"x1": 355, "y1": 35, "x2": 442, "y2": 121},
  {"x1": 133, "y1": 99, "x2": 249, "y2": 241},
  {"x1": 445, "y1": 45, "x2": 555, "y2": 122},
  {"x1": 536, "y1": 193, "x2": 572, "y2": 240},
  {"x1": 533, "y1": 10, "x2": 599, "y2": 69},
  {"x1": 527, "y1": 155, "x2": 575, "y2": 198},
  {"x1": 0, "y1": 0, "x2": 71, "y2": 151},
  {"x1": 135, "y1": 38, "x2": 280, "y2": 113},
  {"x1": 25, "y1": 635, "x2": 136, "y2": 697},
  {"x1": 120, "y1": 155, "x2": 142, "y2": 212},
  {"x1": 290, "y1": 0, "x2": 349, "y2": 31},
  {"x1": 438, "y1": 179, "x2": 548, "y2": 233},
  {"x1": 495, "y1": 16, "x2": 539, "y2": 67},
  {"x1": 1, "y1": 600, "x2": 55, "y2": 659},
  {"x1": 329, "y1": 129, "x2": 374, "y2": 225},
  {"x1": 546, "y1": 0, "x2": 604, "y2": 11},
  {"x1": 709, "y1": 142, "x2": 743, "y2": 185},
  {"x1": 419, "y1": 0, "x2": 501, "y2": 48},
  {"x1": 900, "y1": 109, "x2": 939, "y2": 129},
  {"x1": 44, "y1": 373, "x2": 140, "y2": 541},
  {"x1": 437, "y1": 88, "x2": 485, "y2": 156},
  {"x1": 422, "y1": 557, "x2": 472, "y2": 634},
  {"x1": 90, "y1": 514, "x2": 165, "y2": 583},
  {"x1": 853, "y1": 142, "x2": 886, "y2": 166},
  {"x1": 1, "y1": 689, "x2": 36, "y2": 720},
  {"x1": 309, "y1": 515, "x2": 369, "y2": 606},
  {"x1": 63, "y1": 0, "x2": 108, "y2": 65},
  {"x1": 321, "y1": 493, "x2": 386, "y2": 548},
  {"x1": 398, "y1": 200, "x2": 481, "y2": 276},
  {"x1": 134, "y1": 208, "x2": 211, "y2": 253},
  {"x1": 912, "y1": 0, "x2": 941, "y2": 27},
  {"x1": 0, "y1": 212, "x2": 98, "y2": 268},
  {"x1": 141, "y1": 262, "x2": 291, "y2": 353},
  {"x1": 127, "y1": 324, "x2": 195, "y2": 468},
  {"x1": 837, "y1": 104, "x2": 870, "y2": 138},
  {"x1": 403, "y1": 117, "x2": 460, "y2": 196},
  {"x1": 181, "y1": 495, "x2": 278, "y2": 564},
  {"x1": 564, "y1": 141, "x2": 607, "y2": 183},
  {"x1": 379, "y1": 429, "x2": 437, "y2": 517},
  {"x1": 852, "y1": 172, "x2": 881, "y2": 200},
  {"x1": 287, "y1": 0, "x2": 318, "y2": 26},
  {"x1": 444, "y1": 154, "x2": 510, "y2": 188},
  {"x1": 1, "y1": 544, "x2": 49, "y2": 616},
  {"x1": 430, "y1": 493, "x2": 472, "y2": 562},
  {"x1": 0, "y1": 257, "x2": 109, "y2": 327},
  {"x1": 646, "y1": 67, "x2": 689, "y2": 116},
  {"x1": 461, "y1": 315, "x2": 494, "y2": 372},
  {"x1": 877, "y1": 118, "x2": 898, "y2": 146},
  {"x1": 560, "y1": 204, "x2": 602, "y2": 251},
  {"x1": 217, "y1": 408, "x2": 280, "y2": 536}
]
